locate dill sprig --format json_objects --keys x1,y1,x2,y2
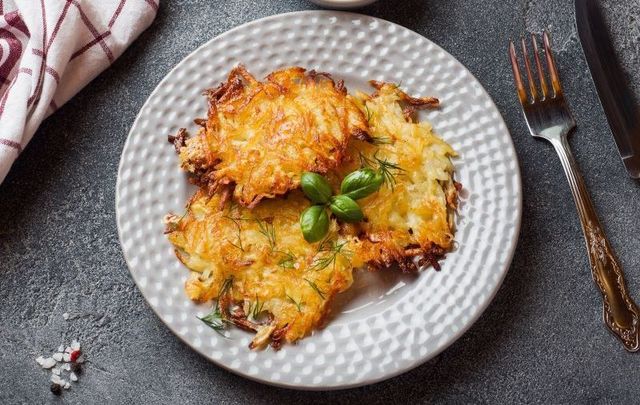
[
  {"x1": 248, "y1": 294, "x2": 264, "y2": 320},
  {"x1": 286, "y1": 294, "x2": 303, "y2": 313},
  {"x1": 304, "y1": 278, "x2": 326, "y2": 300},
  {"x1": 364, "y1": 104, "x2": 373, "y2": 122},
  {"x1": 198, "y1": 307, "x2": 227, "y2": 336},
  {"x1": 369, "y1": 135, "x2": 392, "y2": 145},
  {"x1": 255, "y1": 217, "x2": 276, "y2": 251},
  {"x1": 277, "y1": 251, "x2": 297, "y2": 269},
  {"x1": 198, "y1": 276, "x2": 234, "y2": 337},
  {"x1": 310, "y1": 238, "x2": 352, "y2": 272},
  {"x1": 359, "y1": 150, "x2": 405, "y2": 191},
  {"x1": 223, "y1": 215, "x2": 245, "y2": 252}
]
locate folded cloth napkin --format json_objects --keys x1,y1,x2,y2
[{"x1": 0, "y1": 0, "x2": 158, "y2": 184}]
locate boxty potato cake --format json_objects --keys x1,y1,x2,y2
[
  {"x1": 165, "y1": 66, "x2": 459, "y2": 349},
  {"x1": 171, "y1": 65, "x2": 369, "y2": 208}
]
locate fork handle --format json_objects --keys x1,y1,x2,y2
[{"x1": 550, "y1": 134, "x2": 640, "y2": 351}]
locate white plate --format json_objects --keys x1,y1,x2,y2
[
  {"x1": 309, "y1": 0, "x2": 379, "y2": 9},
  {"x1": 116, "y1": 11, "x2": 522, "y2": 390}
]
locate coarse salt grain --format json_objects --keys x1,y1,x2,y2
[
  {"x1": 64, "y1": 382, "x2": 71, "y2": 390},
  {"x1": 52, "y1": 368, "x2": 60, "y2": 376},
  {"x1": 52, "y1": 352, "x2": 63, "y2": 362},
  {"x1": 70, "y1": 340, "x2": 80, "y2": 350},
  {"x1": 63, "y1": 353, "x2": 71, "y2": 362},
  {"x1": 76, "y1": 356, "x2": 85, "y2": 364},
  {"x1": 62, "y1": 313, "x2": 69, "y2": 320},
  {"x1": 63, "y1": 363, "x2": 71, "y2": 371},
  {"x1": 64, "y1": 346, "x2": 73, "y2": 353},
  {"x1": 50, "y1": 374, "x2": 62, "y2": 384},
  {"x1": 70, "y1": 372, "x2": 78, "y2": 382},
  {"x1": 35, "y1": 356, "x2": 45, "y2": 366},
  {"x1": 57, "y1": 345, "x2": 64, "y2": 352},
  {"x1": 41, "y1": 357, "x2": 57, "y2": 369}
]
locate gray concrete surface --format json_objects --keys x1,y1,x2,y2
[{"x1": 2, "y1": 0, "x2": 639, "y2": 403}]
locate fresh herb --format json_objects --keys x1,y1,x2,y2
[
  {"x1": 277, "y1": 251, "x2": 297, "y2": 269},
  {"x1": 301, "y1": 172, "x2": 333, "y2": 204},
  {"x1": 197, "y1": 277, "x2": 234, "y2": 337},
  {"x1": 304, "y1": 278, "x2": 326, "y2": 300},
  {"x1": 255, "y1": 217, "x2": 276, "y2": 251},
  {"x1": 300, "y1": 205, "x2": 330, "y2": 243},
  {"x1": 311, "y1": 239, "x2": 352, "y2": 272},
  {"x1": 198, "y1": 306, "x2": 227, "y2": 336},
  {"x1": 286, "y1": 294, "x2": 303, "y2": 313},
  {"x1": 369, "y1": 135, "x2": 392, "y2": 145},
  {"x1": 249, "y1": 294, "x2": 264, "y2": 320},
  {"x1": 364, "y1": 104, "x2": 373, "y2": 122},
  {"x1": 223, "y1": 215, "x2": 245, "y2": 252},
  {"x1": 299, "y1": 168, "x2": 384, "y2": 241},
  {"x1": 339, "y1": 168, "x2": 384, "y2": 200},
  {"x1": 359, "y1": 150, "x2": 405, "y2": 191},
  {"x1": 329, "y1": 195, "x2": 363, "y2": 223}
]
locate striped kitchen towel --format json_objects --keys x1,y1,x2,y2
[{"x1": 0, "y1": 0, "x2": 158, "y2": 184}]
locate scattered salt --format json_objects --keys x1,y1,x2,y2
[
  {"x1": 41, "y1": 357, "x2": 56, "y2": 369},
  {"x1": 62, "y1": 313, "x2": 69, "y2": 320},
  {"x1": 37, "y1": 339, "x2": 83, "y2": 395}
]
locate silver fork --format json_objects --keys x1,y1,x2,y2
[{"x1": 509, "y1": 32, "x2": 640, "y2": 351}]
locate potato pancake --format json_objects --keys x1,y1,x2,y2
[
  {"x1": 329, "y1": 82, "x2": 458, "y2": 272},
  {"x1": 165, "y1": 190, "x2": 356, "y2": 349},
  {"x1": 165, "y1": 75, "x2": 458, "y2": 349},
  {"x1": 172, "y1": 65, "x2": 369, "y2": 208}
]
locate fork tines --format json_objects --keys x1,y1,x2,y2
[{"x1": 509, "y1": 31, "x2": 562, "y2": 105}]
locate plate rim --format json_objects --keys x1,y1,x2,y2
[{"x1": 115, "y1": 10, "x2": 523, "y2": 391}]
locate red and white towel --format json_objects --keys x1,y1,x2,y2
[{"x1": 0, "y1": 0, "x2": 158, "y2": 184}]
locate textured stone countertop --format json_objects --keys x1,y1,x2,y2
[{"x1": 1, "y1": 0, "x2": 639, "y2": 403}]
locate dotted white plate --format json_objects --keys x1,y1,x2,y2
[{"x1": 116, "y1": 11, "x2": 522, "y2": 390}]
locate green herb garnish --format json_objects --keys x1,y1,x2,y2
[
  {"x1": 359, "y1": 150, "x2": 405, "y2": 191},
  {"x1": 286, "y1": 294, "x2": 303, "y2": 313},
  {"x1": 255, "y1": 217, "x2": 276, "y2": 251},
  {"x1": 304, "y1": 278, "x2": 326, "y2": 300},
  {"x1": 277, "y1": 251, "x2": 297, "y2": 269},
  {"x1": 310, "y1": 239, "x2": 352, "y2": 272},
  {"x1": 223, "y1": 215, "x2": 245, "y2": 252},
  {"x1": 197, "y1": 277, "x2": 234, "y2": 337}
]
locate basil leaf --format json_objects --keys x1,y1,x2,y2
[
  {"x1": 340, "y1": 168, "x2": 383, "y2": 200},
  {"x1": 300, "y1": 172, "x2": 333, "y2": 204},
  {"x1": 300, "y1": 205, "x2": 330, "y2": 243},
  {"x1": 329, "y1": 195, "x2": 364, "y2": 223}
]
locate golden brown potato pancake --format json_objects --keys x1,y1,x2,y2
[
  {"x1": 165, "y1": 190, "x2": 357, "y2": 349},
  {"x1": 329, "y1": 82, "x2": 458, "y2": 272},
  {"x1": 172, "y1": 65, "x2": 369, "y2": 208}
]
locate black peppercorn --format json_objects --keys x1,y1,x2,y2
[
  {"x1": 50, "y1": 383, "x2": 62, "y2": 396},
  {"x1": 70, "y1": 362, "x2": 82, "y2": 374}
]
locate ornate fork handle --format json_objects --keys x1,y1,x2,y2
[{"x1": 550, "y1": 133, "x2": 640, "y2": 351}]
